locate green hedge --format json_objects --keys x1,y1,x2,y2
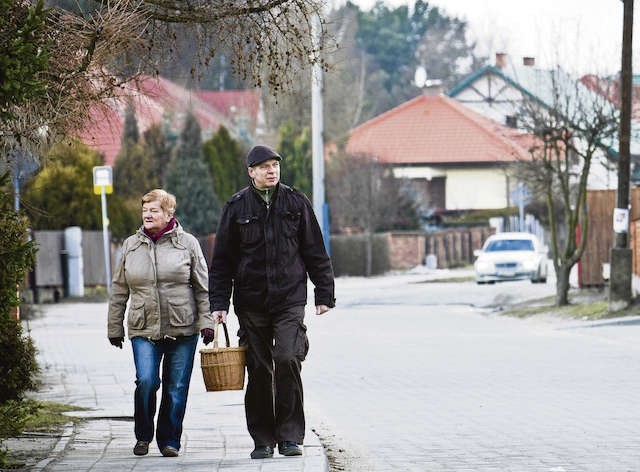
[
  {"x1": 0, "y1": 173, "x2": 39, "y2": 456},
  {"x1": 330, "y1": 233, "x2": 390, "y2": 276}
]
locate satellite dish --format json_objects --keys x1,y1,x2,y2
[{"x1": 414, "y1": 66, "x2": 427, "y2": 88}]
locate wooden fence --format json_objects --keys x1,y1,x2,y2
[
  {"x1": 425, "y1": 226, "x2": 494, "y2": 269},
  {"x1": 25, "y1": 230, "x2": 111, "y2": 301},
  {"x1": 581, "y1": 188, "x2": 640, "y2": 286}
]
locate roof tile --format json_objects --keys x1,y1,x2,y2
[
  {"x1": 346, "y1": 94, "x2": 531, "y2": 165},
  {"x1": 77, "y1": 76, "x2": 260, "y2": 166}
]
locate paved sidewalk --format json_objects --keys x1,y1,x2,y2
[{"x1": 23, "y1": 303, "x2": 327, "y2": 472}]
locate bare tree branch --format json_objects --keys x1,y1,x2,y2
[{"x1": 512, "y1": 68, "x2": 618, "y2": 305}]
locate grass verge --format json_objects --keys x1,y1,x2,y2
[
  {"x1": 22, "y1": 400, "x2": 86, "y2": 432},
  {"x1": 0, "y1": 400, "x2": 86, "y2": 469},
  {"x1": 414, "y1": 275, "x2": 476, "y2": 284},
  {"x1": 501, "y1": 288, "x2": 640, "y2": 321},
  {"x1": 502, "y1": 299, "x2": 610, "y2": 320}
]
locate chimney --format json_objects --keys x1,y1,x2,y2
[
  {"x1": 523, "y1": 56, "x2": 535, "y2": 67},
  {"x1": 495, "y1": 52, "x2": 507, "y2": 69},
  {"x1": 422, "y1": 79, "x2": 443, "y2": 96}
]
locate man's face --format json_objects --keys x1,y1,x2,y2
[{"x1": 248, "y1": 158, "x2": 280, "y2": 190}]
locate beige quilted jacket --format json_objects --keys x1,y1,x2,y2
[{"x1": 107, "y1": 223, "x2": 214, "y2": 340}]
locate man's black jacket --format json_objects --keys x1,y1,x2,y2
[{"x1": 209, "y1": 183, "x2": 335, "y2": 314}]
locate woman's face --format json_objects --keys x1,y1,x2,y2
[{"x1": 142, "y1": 200, "x2": 172, "y2": 233}]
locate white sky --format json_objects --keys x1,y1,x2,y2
[{"x1": 331, "y1": 0, "x2": 637, "y2": 76}]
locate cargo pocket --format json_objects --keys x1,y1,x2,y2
[
  {"x1": 127, "y1": 303, "x2": 146, "y2": 329},
  {"x1": 294, "y1": 322, "x2": 309, "y2": 362},
  {"x1": 168, "y1": 300, "x2": 195, "y2": 327},
  {"x1": 281, "y1": 211, "x2": 301, "y2": 238}
]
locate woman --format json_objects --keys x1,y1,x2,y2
[{"x1": 107, "y1": 189, "x2": 215, "y2": 457}]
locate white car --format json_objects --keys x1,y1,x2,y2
[{"x1": 474, "y1": 232, "x2": 548, "y2": 284}]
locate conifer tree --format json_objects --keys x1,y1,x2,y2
[
  {"x1": 277, "y1": 121, "x2": 312, "y2": 198},
  {"x1": 164, "y1": 112, "x2": 220, "y2": 236},
  {"x1": 114, "y1": 106, "x2": 157, "y2": 197},
  {"x1": 20, "y1": 139, "x2": 137, "y2": 237},
  {"x1": 143, "y1": 123, "x2": 173, "y2": 188},
  {"x1": 203, "y1": 126, "x2": 246, "y2": 203},
  {"x1": 122, "y1": 102, "x2": 139, "y2": 145}
]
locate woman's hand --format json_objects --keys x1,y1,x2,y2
[{"x1": 200, "y1": 328, "x2": 214, "y2": 345}]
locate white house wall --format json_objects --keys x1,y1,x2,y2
[
  {"x1": 393, "y1": 166, "x2": 511, "y2": 210},
  {"x1": 446, "y1": 168, "x2": 509, "y2": 209}
]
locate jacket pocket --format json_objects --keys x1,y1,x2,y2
[
  {"x1": 168, "y1": 300, "x2": 195, "y2": 327},
  {"x1": 127, "y1": 302, "x2": 146, "y2": 330},
  {"x1": 281, "y1": 211, "x2": 301, "y2": 238},
  {"x1": 237, "y1": 215, "x2": 261, "y2": 244}
]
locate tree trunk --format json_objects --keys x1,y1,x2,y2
[{"x1": 555, "y1": 263, "x2": 571, "y2": 306}]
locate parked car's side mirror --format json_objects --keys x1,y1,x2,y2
[{"x1": 473, "y1": 249, "x2": 482, "y2": 257}]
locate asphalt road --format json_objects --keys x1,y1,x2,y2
[
  {"x1": 330, "y1": 267, "x2": 557, "y2": 309},
  {"x1": 301, "y1": 269, "x2": 640, "y2": 472}
]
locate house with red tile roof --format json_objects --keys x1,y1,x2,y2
[
  {"x1": 345, "y1": 91, "x2": 532, "y2": 213},
  {"x1": 196, "y1": 89, "x2": 264, "y2": 141},
  {"x1": 77, "y1": 75, "x2": 264, "y2": 166},
  {"x1": 580, "y1": 73, "x2": 640, "y2": 121}
]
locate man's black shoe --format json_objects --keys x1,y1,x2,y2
[
  {"x1": 250, "y1": 445, "x2": 274, "y2": 459},
  {"x1": 133, "y1": 440, "x2": 149, "y2": 456},
  {"x1": 278, "y1": 441, "x2": 302, "y2": 456}
]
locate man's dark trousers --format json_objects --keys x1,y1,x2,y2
[{"x1": 237, "y1": 306, "x2": 309, "y2": 447}]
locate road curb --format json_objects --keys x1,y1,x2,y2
[
  {"x1": 30, "y1": 422, "x2": 74, "y2": 472},
  {"x1": 559, "y1": 315, "x2": 640, "y2": 330}
]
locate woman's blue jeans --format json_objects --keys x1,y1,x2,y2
[{"x1": 131, "y1": 334, "x2": 198, "y2": 450}]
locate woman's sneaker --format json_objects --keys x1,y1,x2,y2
[{"x1": 161, "y1": 446, "x2": 179, "y2": 457}]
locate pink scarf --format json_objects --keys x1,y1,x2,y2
[{"x1": 144, "y1": 217, "x2": 176, "y2": 242}]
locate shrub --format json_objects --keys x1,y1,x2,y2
[
  {"x1": 0, "y1": 173, "x2": 39, "y2": 454},
  {"x1": 330, "y1": 233, "x2": 390, "y2": 276},
  {"x1": 0, "y1": 315, "x2": 38, "y2": 403}
]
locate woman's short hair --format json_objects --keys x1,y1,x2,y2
[{"x1": 141, "y1": 189, "x2": 176, "y2": 215}]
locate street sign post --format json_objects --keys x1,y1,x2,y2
[{"x1": 93, "y1": 166, "x2": 112, "y2": 293}]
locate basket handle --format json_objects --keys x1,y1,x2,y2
[{"x1": 213, "y1": 322, "x2": 231, "y2": 349}]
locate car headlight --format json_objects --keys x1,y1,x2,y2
[
  {"x1": 521, "y1": 258, "x2": 538, "y2": 271},
  {"x1": 475, "y1": 260, "x2": 494, "y2": 273}
]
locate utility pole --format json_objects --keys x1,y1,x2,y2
[
  {"x1": 609, "y1": 0, "x2": 634, "y2": 311},
  {"x1": 311, "y1": 12, "x2": 329, "y2": 252}
]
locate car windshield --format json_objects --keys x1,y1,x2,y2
[{"x1": 484, "y1": 239, "x2": 534, "y2": 252}]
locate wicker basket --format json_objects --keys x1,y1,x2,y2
[{"x1": 200, "y1": 322, "x2": 246, "y2": 391}]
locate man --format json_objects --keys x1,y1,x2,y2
[{"x1": 209, "y1": 145, "x2": 335, "y2": 459}]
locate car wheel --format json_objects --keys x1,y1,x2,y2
[{"x1": 531, "y1": 267, "x2": 544, "y2": 283}]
